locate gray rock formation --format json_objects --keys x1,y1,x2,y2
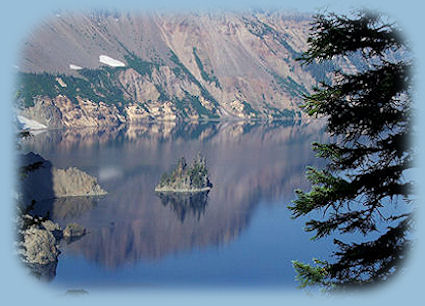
[
  {"x1": 20, "y1": 97, "x2": 63, "y2": 129},
  {"x1": 16, "y1": 152, "x2": 105, "y2": 281},
  {"x1": 53, "y1": 167, "x2": 107, "y2": 198},
  {"x1": 19, "y1": 152, "x2": 107, "y2": 206},
  {"x1": 41, "y1": 220, "x2": 63, "y2": 240},
  {"x1": 16, "y1": 211, "x2": 88, "y2": 281},
  {"x1": 41, "y1": 220, "x2": 61, "y2": 232},
  {"x1": 21, "y1": 225, "x2": 59, "y2": 265}
]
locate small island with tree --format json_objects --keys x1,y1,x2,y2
[{"x1": 155, "y1": 153, "x2": 213, "y2": 193}]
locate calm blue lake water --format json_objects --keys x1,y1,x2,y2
[{"x1": 23, "y1": 120, "x2": 334, "y2": 290}]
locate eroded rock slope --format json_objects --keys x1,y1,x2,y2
[{"x1": 16, "y1": 11, "x2": 362, "y2": 127}]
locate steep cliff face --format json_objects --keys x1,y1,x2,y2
[{"x1": 16, "y1": 11, "x2": 362, "y2": 127}]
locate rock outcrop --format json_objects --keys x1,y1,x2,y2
[
  {"x1": 53, "y1": 167, "x2": 107, "y2": 198},
  {"x1": 15, "y1": 212, "x2": 60, "y2": 280},
  {"x1": 41, "y1": 220, "x2": 63, "y2": 240},
  {"x1": 16, "y1": 211, "x2": 86, "y2": 281},
  {"x1": 21, "y1": 225, "x2": 59, "y2": 265},
  {"x1": 20, "y1": 97, "x2": 63, "y2": 129},
  {"x1": 20, "y1": 96, "x2": 126, "y2": 129},
  {"x1": 155, "y1": 154, "x2": 212, "y2": 192},
  {"x1": 19, "y1": 152, "x2": 107, "y2": 205}
]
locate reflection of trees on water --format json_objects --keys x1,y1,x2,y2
[
  {"x1": 21, "y1": 120, "x2": 317, "y2": 155},
  {"x1": 23, "y1": 121, "x2": 325, "y2": 269},
  {"x1": 51, "y1": 196, "x2": 99, "y2": 220},
  {"x1": 156, "y1": 191, "x2": 209, "y2": 223}
]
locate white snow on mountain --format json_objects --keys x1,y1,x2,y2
[
  {"x1": 99, "y1": 55, "x2": 125, "y2": 67},
  {"x1": 17, "y1": 115, "x2": 47, "y2": 131},
  {"x1": 69, "y1": 64, "x2": 82, "y2": 70}
]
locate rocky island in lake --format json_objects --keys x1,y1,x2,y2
[{"x1": 155, "y1": 154, "x2": 212, "y2": 193}]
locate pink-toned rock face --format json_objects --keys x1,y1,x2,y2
[{"x1": 17, "y1": 11, "x2": 362, "y2": 126}]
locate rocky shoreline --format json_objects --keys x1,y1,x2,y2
[
  {"x1": 16, "y1": 151, "x2": 106, "y2": 280},
  {"x1": 16, "y1": 211, "x2": 86, "y2": 281},
  {"x1": 19, "y1": 152, "x2": 107, "y2": 204}
]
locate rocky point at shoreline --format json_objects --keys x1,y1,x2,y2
[{"x1": 16, "y1": 151, "x2": 105, "y2": 280}]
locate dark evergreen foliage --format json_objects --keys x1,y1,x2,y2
[
  {"x1": 289, "y1": 11, "x2": 413, "y2": 291},
  {"x1": 16, "y1": 67, "x2": 129, "y2": 108},
  {"x1": 157, "y1": 153, "x2": 212, "y2": 191},
  {"x1": 192, "y1": 47, "x2": 221, "y2": 89}
]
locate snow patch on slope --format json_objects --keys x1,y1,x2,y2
[
  {"x1": 17, "y1": 115, "x2": 47, "y2": 131},
  {"x1": 56, "y1": 77, "x2": 67, "y2": 87},
  {"x1": 99, "y1": 55, "x2": 125, "y2": 67},
  {"x1": 69, "y1": 64, "x2": 82, "y2": 70}
]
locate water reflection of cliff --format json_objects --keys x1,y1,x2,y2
[
  {"x1": 23, "y1": 121, "x2": 325, "y2": 269},
  {"x1": 33, "y1": 196, "x2": 99, "y2": 220}
]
